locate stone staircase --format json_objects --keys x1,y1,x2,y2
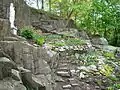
[
  {"x1": 53, "y1": 49, "x2": 100, "y2": 90},
  {"x1": 31, "y1": 13, "x2": 101, "y2": 90}
]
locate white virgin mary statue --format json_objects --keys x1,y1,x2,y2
[{"x1": 9, "y1": 3, "x2": 17, "y2": 35}]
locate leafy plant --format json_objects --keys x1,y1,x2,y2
[
  {"x1": 108, "y1": 75, "x2": 118, "y2": 81},
  {"x1": 45, "y1": 34, "x2": 62, "y2": 42},
  {"x1": 100, "y1": 64, "x2": 113, "y2": 77},
  {"x1": 104, "y1": 52, "x2": 115, "y2": 58},
  {"x1": 66, "y1": 38, "x2": 85, "y2": 46},
  {"x1": 33, "y1": 33, "x2": 45, "y2": 46},
  {"x1": 35, "y1": 38, "x2": 45, "y2": 46},
  {"x1": 20, "y1": 28, "x2": 34, "y2": 39},
  {"x1": 79, "y1": 52, "x2": 99, "y2": 66},
  {"x1": 107, "y1": 84, "x2": 120, "y2": 90},
  {"x1": 53, "y1": 41, "x2": 66, "y2": 47},
  {"x1": 113, "y1": 84, "x2": 120, "y2": 89},
  {"x1": 107, "y1": 87, "x2": 114, "y2": 90}
]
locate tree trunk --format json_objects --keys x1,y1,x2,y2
[
  {"x1": 41, "y1": 0, "x2": 44, "y2": 10},
  {"x1": 65, "y1": 9, "x2": 74, "y2": 27},
  {"x1": 104, "y1": 28, "x2": 107, "y2": 38},
  {"x1": 36, "y1": 0, "x2": 39, "y2": 9},
  {"x1": 49, "y1": 0, "x2": 51, "y2": 12}
]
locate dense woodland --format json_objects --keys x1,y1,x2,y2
[{"x1": 25, "y1": 0, "x2": 120, "y2": 46}]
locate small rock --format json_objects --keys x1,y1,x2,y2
[
  {"x1": 71, "y1": 83, "x2": 79, "y2": 86},
  {"x1": 68, "y1": 78, "x2": 75, "y2": 81},
  {"x1": 77, "y1": 66, "x2": 89, "y2": 72},
  {"x1": 11, "y1": 69, "x2": 21, "y2": 81},
  {"x1": 95, "y1": 86, "x2": 100, "y2": 89},
  {"x1": 87, "y1": 65, "x2": 97, "y2": 71},
  {"x1": 57, "y1": 71, "x2": 70, "y2": 77},
  {"x1": 59, "y1": 47, "x2": 66, "y2": 51},
  {"x1": 75, "y1": 53, "x2": 79, "y2": 59},
  {"x1": 62, "y1": 85, "x2": 71, "y2": 89},
  {"x1": 70, "y1": 69, "x2": 76, "y2": 75},
  {"x1": 79, "y1": 72, "x2": 85, "y2": 79},
  {"x1": 86, "y1": 86, "x2": 91, "y2": 90},
  {"x1": 55, "y1": 76, "x2": 64, "y2": 82}
]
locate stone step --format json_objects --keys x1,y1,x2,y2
[
  {"x1": 68, "y1": 78, "x2": 79, "y2": 87},
  {"x1": 62, "y1": 85, "x2": 72, "y2": 89},
  {"x1": 55, "y1": 76, "x2": 65, "y2": 82},
  {"x1": 59, "y1": 60, "x2": 72, "y2": 63},
  {"x1": 68, "y1": 78, "x2": 75, "y2": 81},
  {"x1": 56, "y1": 71, "x2": 70, "y2": 77},
  {"x1": 57, "y1": 67, "x2": 69, "y2": 71},
  {"x1": 58, "y1": 63, "x2": 68, "y2": 67},
  {"x1": 71, "y1": 83, "x2": 79, "y2": 86}
]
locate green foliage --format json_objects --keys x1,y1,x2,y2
[
  {"x1": 113, "y1": 84, "x2": 120, "y2": 89},
  {"x1": 53, "y1": 41, "x2": 66, "y2": 47},
  {"x1": 20, "y1": 28, "x2": 34, "y2": 39},
  {"x1": 75, "y1": 0, "x2": 120, "y2": 46},
  {"x1": 103, "y1": 52, "x2": 115, "y2": 58},
  {"x1": 107, "y1": 87, "x2": 114, "y2": 90},
  {"x1": 79, "y1": 51, "x2": 99, "y2": 66},
  {"x1": 35, "y1": 38, "x2": 45, "y2": 46},
  {"x1": 28, "y1": 0, "x2": 120, "y2": 46},
  {"x1": 45, "y1": 34, "x2": 62, "y2": 42},
  {"x1": 51, "y1": 38, "x2": 85, "y2": 47},
  {"x1": 33, "y1": 33, "x2": 45, "y2": 46},
  {"x1": 100, "y1": 64, "x2": 113, "y2": 77},
  {"x1": 66, "y1": 38, "x2": 85, "y2": 46},
  {"x1": 107, "y1": 84, "x2": 120, "y2": 90}
]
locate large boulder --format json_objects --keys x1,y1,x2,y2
[
  {"x1": 19, "y1": 67, "x2": 46, "y2": 89},
  {"x1": 0, "y1": 77, "x2": 26, "y2": 90},
  {"x1": 0, "y1": 57, "x2": 17, "y2": 80},
  {"x1": 0, "y1": 57, "x2": 26, "y2": 90},
  {"x1": 91, "y1": 37, "x2": 108, "y2": 45},
  {"x1": 75, "y1": 30, "x2": 89, "y2": 40},
  {"x1": 0, "y1": 41, "x2": 53, "y2": 90}
]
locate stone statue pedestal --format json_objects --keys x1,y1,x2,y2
[{"x1": 0, "y1": 18, "x2": 10, "y2": 40}]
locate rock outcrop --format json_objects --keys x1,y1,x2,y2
[
  {"x1": 0, "y1": 18, "x2": 10, "y2": 40},
  {"x1": 0, "y1": 57, "x2": 26, "y2": 90},
  {"x1": 0, "y1": 41, "x2": 53, "y2": 90}
]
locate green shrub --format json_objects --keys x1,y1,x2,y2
[
  {"x1": 107, "y1": 87, "x2": 114, "y2": 90},
  {"x1": 107, "y1": 84, "x2": 120, "y2": 90},
  {"x1": 113, "y1": 84, "x2": 120, "y2": 89},
  {"x1": 35, "y1": 38, "x2": 45, "y2": 46},
  {"x1": 20, "y1": 28, "x2": 34, "y2": 39},
  {"x1": 44, "y1": 34, "x2": 62, "y2": 42},
  {"x1": 103, "y1": 52, "x2": 114, "y2": 58},
  {"x1": 54, "y1": 41, "x2": 66, "y2": 47},
  {"x1": 100, "y1": 64, "x2": 113, "y2": 77},
  {"x1": 66, "y1": 38, "x2": 85, "y2": 46},
  {"x1": 79, "y1": 52, "x2": 99, "y2": 66},
  {"x1": 33, "y1": 33, "x2": 45, "y2": 46}
]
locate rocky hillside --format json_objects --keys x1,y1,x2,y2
[{"x1": 0, "y1": 0, "x2": 120, "y2": 90}]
